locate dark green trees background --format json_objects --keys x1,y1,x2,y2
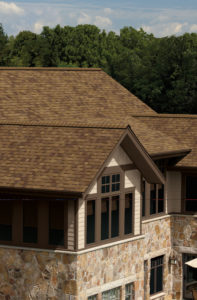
[{"x1": 0, "y1": 23, "x2": 197, "y2": 114}]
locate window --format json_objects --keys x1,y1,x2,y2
[
  {"x1": 112, "y1": 174, "x2": 120, "y2": 192},
  {"x1": 0, "y1": 200, "x2": 12, "y2": 241},
  {"x1": 150, "y1": 183, "x2": 164, "y2": 215},
  {"x1": 150, "y1": 184, "x2": 156, "y2": 214},
  {"x1": 183, "y1": 254, "x2": 197, "y2": 299},
  {"x1": 101, "y1": 197, "x2": 109, "y2": 240},
  {"x1": 102, "y1": 287, "x2": 120, "y2": 300},
  {"x1": 185, "y1": 176, "x2": 197, "y2": 212},
  {"x1": 102, "y1": 175, "x2": 110, "y2": 193},
  {"x1": 142, "y1": 179, "x2": 146, "y2": 217},
  {"x1": 87, "y1": 200, "x2": 95, "y2": 244},
  {"x1": 23, "y1": 200, "x2": 37, "y2": 243},
  {"x1": 88, "y1": 295, "x2": 97, "y2": 300},
  {"x1": 101, "y1": 174, "x2": 120, "y2": 194},
  {"x1": 150, "y1": 256, "x2": 164, "y2": 295},
  {"x1": 124, "y1": 193, "x2": 133, "y2": 235},
  {"x1": 101, "y1": 195, "x2": 120, "y2": 240},
  {"x1": 49, "y1": 200, "x2": 64, "y2": 246},
  {"x1": 111, "y1": 195, "x2": 119, "y2": 238},
  {"x1": 125, "y1": 282, "x2": 134, "y2": 299}
]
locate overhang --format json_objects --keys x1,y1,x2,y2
[{"x1": 121, "y1": 128, "x2": 165, "y2": 184}]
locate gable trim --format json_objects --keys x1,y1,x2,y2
[{"x1": 121, "y1": 128, "x2": 165, "y2": 184}]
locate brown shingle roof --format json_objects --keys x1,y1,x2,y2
[
  {"x1": 0, "y1": 68, "x2": 155, "y2": 124},
  {"x1": 0, "y1": 124, "x2": 124, "y2": 192},
  {"x1": 0, "y1": 68, "x2": 193, "y2": 192},
  {"x1": 135, "y1": 114, "x2": 197, "y2": 167}
]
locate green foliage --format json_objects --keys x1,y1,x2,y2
[{"x1": 0, "y1": 23, "x2": 197, "y2": 113}]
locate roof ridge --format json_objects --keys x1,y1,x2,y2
[
  {"x1": 0, "y1": 67, "x2": 101, "y2": 71},
  {"x1": 133, "y1": 114, "x2": 197, "y2": 119},
  {"x1": 0, "y1": 121, "x2": 126, "y2": 130}
]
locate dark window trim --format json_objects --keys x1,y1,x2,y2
[
  {"x1": 141, "y1": 178, "x2": 166, "y2": 220},
  {"x1": 150, "y1": 255, "x2": 164, "y2": 295},
  {"x1": 85, "y1": 165, "x2": 136, "y2": 247},
  {"x1": 182, "y1": 173, "x2": 197, "y2": 214},
  {"x1": 0, "y1": 194, "x2": 75, "y2": 250}
]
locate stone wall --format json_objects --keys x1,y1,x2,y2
[
  {"x1": 77, "y1": 217, "x2": 173, "y2": 300},
  {"x1": 170, "y1": 215, "x2": 197, "y2": 300},
  {"x1": 0, "y1": 248, "x2": 78, "y2": 299},
  {"x1": 0, "y1": 215, "x2": 196, "y2": 300}
]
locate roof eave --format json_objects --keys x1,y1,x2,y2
[{"x1": 121, "y1": 128, "x2": 165, "y2": 184}]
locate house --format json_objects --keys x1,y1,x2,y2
[{"x1": 0, "y1": 67, "x2": 196, "y2": 300}]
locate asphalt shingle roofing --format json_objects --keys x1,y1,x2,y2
[
  {"x1": 0, "y1": 68, "x2": 194, "y2": 192},
  {"x1": 135, "y1": 114, "x2": 197, "y2": 168}
]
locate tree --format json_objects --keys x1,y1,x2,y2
[{"x1": 0, "y1": 23, "x2": 8, "y2": 65}]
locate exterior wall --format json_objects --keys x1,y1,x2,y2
[
  {"x1": 88, "y1": 181, "x2": 97, "y2": 195},
  {"x1": 0, "y1": 215, "x2": 196, "y2": 299},
  {"x1": 125, "y1": 170, "x2": 141, "y2": 235},
  {"x1": 0, "y1": 247, "x2": 78, "y2": 299},
  {"x1": 166, "y1": 172, "x2": 181, "y2": 213},
  {"x1": 77, "y1": 216, "x2": 173, "y2": 300},
  {"x1": 170, "y1": 215, "x2": 197, "y2": 300},
  {"x1": 78, "y1": 198, "x2": 85, "y2": 250},
  {"x1": 107, "y1": 146, "x2": 132, "y2": 167}
]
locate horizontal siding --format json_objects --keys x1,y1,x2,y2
[
  {"x1": 88, "y1": 181, "x2": 97, "y2": 194},
  {"x1": 107, "y1": 146, "x2": 132, "y2": 167},
  {"x1": 78, "y1": 198, "x2": 85, "y2": 249},
  {"x1": 67, "y1": 200, "x2": 75, "y2": 250}
]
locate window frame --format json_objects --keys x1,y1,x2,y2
[
  {"x1": 182, "y1": 173, "x2": 197, "y2": 214},
  {"x1": 85, "y1": 166, "x2": 135, "y2": 247},
  {"x1": 141, "y1": 177, "x2": 166, "y2": 219},
  {"x1": 150, "y1": 255, "x2": 164, "y2": 295},
  {"x1": 125, "y1": 282, "x2": 135, "y2": 299}
]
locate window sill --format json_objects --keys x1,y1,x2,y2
[
  {"x1": 150, "y1": 292, "x2": 166, "y2": 299},
  {"x1": 142, "y1": 214, "x2": 169, "y2": 223}
]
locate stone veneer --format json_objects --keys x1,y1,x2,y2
[
  {"x1": 171, "y1": 215, "x2": 197, "y2": 300},
  {"x1": 0, "y1": 215, "x2": 196, "y2": 299},
  {"x1": 0, "y1": 248, "x2": 78, "y2": 299}
]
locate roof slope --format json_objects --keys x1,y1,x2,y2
[
  {"x1": 0, "y1": 124, "x2": 124, "y2": 192},
  {"x1": 0, "y1": 68, "x2": 155, "y2": 124},
  {"x1": 135, "y1": 114, "x2": 197, "y2": 167}
]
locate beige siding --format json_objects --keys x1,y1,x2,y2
[
  {"x1": 67, "y1": 200, "x2": 75, "y2": 250},
  {"x1": 125, "y1": 170, "x2": 141, "y2": 235},
  {"x1": 78, "y1": 198, "x2": 85, "y2": 249},
  {"x1": 166, "y1": 171, "x2": 181, "y2": 213},
  {"x1": 107, "y1": 146, "x2": 132, "y2": 167},
  {"x1": 88, "y1": 181, "x2": 97, "y2": 194}
]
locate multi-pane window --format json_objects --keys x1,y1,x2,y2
[
  {"x1": 101, "y1": 196, "x2": 120, "y2": 240},
  {"x1": 0, "y1": 200, "x2": 12, "y2": 241},
  {"x1": 49, "y1": 200, "x2": 64, "y2": 246},
  {"x1": 23, "y1": 200, "x2": 37, "y2": 243},
  {"x1": 185, "y1": 176, "x2": 197, "y2": 212},
  {"x1": 150, "y1": 184, "x2": 164, "y2": 215},
  {"x1": 125, "y1": 282, "x2": 135, "y2": 300},
  {"x1": 88, "y1": 295, "x2": 97, "y2": 300},
  {"x1": 102, "y1": 175, "x2": 110, "y2": 193},
  {"x1": 183, "y1": 253, "x2": 197, "y2": 299},
  {"x1": 102, "y1": 287, "x2": 120, "y2": 300},
  {"x1": 87, "y1": 200, "x2": 95, "y2": 244},
  {"x1": 124, "y1": 193, "x2": 133, "y2": 235},
  {"x1": 150, "y1": 256, "x2": 164, "y2": 295},
  {"x1": 101, "y1": 174, "x2": 120, "y2": 194},
  {"x1": 112, "y1": 174, "x2": 120, "y2": 192}
]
